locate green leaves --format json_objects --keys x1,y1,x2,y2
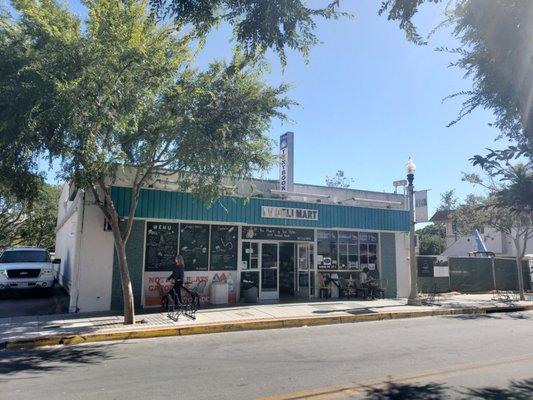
[{"x1": 150, "y1": 0, "x2": 349, "y2": 66}]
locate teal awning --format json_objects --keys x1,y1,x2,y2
[{"x1": 110, "y1": 186, "x2": 409, "y2": 232}]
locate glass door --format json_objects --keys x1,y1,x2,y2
[
  {"x1": 260, "y1": 243, "x2": 279, "y2": 300},
  {"x1": 296, "y1": 244, "x2": 310, "y2": 298}
]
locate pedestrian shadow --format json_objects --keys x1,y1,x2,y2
[{"x1": 0, "y1": 343, "x2": 117, "y2": 376}]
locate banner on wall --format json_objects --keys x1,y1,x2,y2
[
  {"x1": 143, "y1": 271, "x2": 238, "y2": 307},
  {"x1": 415, "y1": 190, "x2": 429, "y2": 223}
]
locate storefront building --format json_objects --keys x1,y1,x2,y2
[{"x1": 55, "y1": 133, "x2": 411, "y2": 313}]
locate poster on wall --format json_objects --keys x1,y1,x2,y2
[
  {"x1": 144, "y1": 222, "x2": 179, "y2": 271},
  {"x1": 433, "y1": 257, "x2": 450, "y2": 277},
  {"x1": 180, "y1": 224, "x2": 209, "y2": 271},
  {"x1": 143, "y1": 271, "x2": 212, "y2": 307},
  {"x1": 210, "y1": 225, "x2": 238, "y2": 270},
  {"x1": 417, "y1": 256, "x2": 435, "y2": 277}
]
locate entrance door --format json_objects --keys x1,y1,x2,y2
[
  {"x1": 260, "y1": 243, "x2": 279, "y2": 300},
  {"x1": 296, "y1": 243, "x2": 310, "y2": 298}
]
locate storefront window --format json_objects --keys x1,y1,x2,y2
[
  {"x1": 317, "y1": 230, "x2": 337, "y2": 269},
  {"x1": 338, "y1": 231, "x2": 358, "y2": 269},
  {"x1": 210, "y1": 225, "x2": 238, "y2": 270},
  {"x1": 359, "y1": 233, "x2": 379, "y2": 276},
  {"x1": 241, "y1": 242, "x2": 258, "y2": 270},
  {"x1": 180, "y1": 224, "x2": 209, "y2": 271}
]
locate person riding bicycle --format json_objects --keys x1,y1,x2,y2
[{"x1": 166, "y1": 255, "x2": 191, "y2": 305}]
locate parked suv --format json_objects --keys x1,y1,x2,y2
[{"x1": 0, "y1": 247, "x2": 60, "y2": 291}]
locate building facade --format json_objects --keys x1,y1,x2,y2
[
  {"x1": 54, "y1": 132, "x2": 414, "y2": 313},
  {"x1": 55, "y1": 178, "x2": 412, "y2": 313}
]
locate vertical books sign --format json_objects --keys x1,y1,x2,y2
[{"x1": 279, "y1": 132, "x2": 294, "y2": 192}]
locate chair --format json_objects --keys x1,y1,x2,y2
[
  {"x1": 371, "y1": 279, "x2": 387, "y2": 300},
  {"x1": 339, "y1": 278, "x2": 356, "y2": 299},
  {"x1": 354, "y1": 280, "x2": 370, "y2": 299},
  {"x1": 317, "y1": 273, "x2": 331, "y2": 299}
]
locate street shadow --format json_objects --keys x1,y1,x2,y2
[
  {"x1": 312, "y1": 308, "x2": 378, "y2": 315},
  {"x1": 0, "y1": 343, "x2": 117, "y2": 376},
  {"x1": 0, "y1": 284, "x2": 70, "y2": 317},
  {"x1": 359, "y1": 379, "x2": 533, "y2": 399},
  {"x1": 363, "y1": 381, "x2": 448, "y2": 399},
  {"x1": 443, "y1": 310, "x2": 533, "y2": 321},
  {"x1": 461, "y1": 378, "x2": 533, "y2": 399}
]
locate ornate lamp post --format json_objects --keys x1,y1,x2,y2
[{"x1": 406, "y1": 157, "x2": 421, "y2": 305}]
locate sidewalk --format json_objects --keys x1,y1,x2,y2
[{"x1": 2, "y1": 293, "x2": 532, "y2": 349}]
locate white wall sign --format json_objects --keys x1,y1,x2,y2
[
  {"x1": 261, "y1": 206, "x2": 318, "y2": 221},
  {"x1": 415, "y1": 190, "x2": 429, "y2": 222}
]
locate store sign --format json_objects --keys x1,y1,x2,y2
[
  {"x1": 242, "y1": 226, "x2": 315, "y2": 242},
  {"x1": 261, "y1": 206, "x2": 318, "y2": 221},
  {"x1": 415, "y1": 190, "x2": 429, "y2": 222},
  {"x1": 279, "y1": 132, "x2": 294, "y2": 192}
]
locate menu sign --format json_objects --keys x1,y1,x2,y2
[
  {"x1": 180, "y1": 224, "x2": 209, "y2": 271},
  {"x1": 210, "y1": 225, "x2": 238, "y2": 270},
  {"x1": 242, "y1": 226, "x2": 314, "y2": 242},
  {"x1": 145, "y1": 222, "x2": 178, "y2": 271}
]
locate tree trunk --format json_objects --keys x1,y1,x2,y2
[
  {"x1": 109, "y1": 213, "x2": 135, "y2": 324},
  {"x1": 515, "y1": 256, "x2": 525, "y2": 301}
]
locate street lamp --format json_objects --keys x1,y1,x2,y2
[{"x1": 406, "y1": 157, "x2": 421, "y2": 305}]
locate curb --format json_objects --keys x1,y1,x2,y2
[{"x1": 3, "y1": 304, "x2": 533, "y2": 350}]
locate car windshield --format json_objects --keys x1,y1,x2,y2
[{"x1": 0, "y1": 250, "x2": 50, "y2": 263}]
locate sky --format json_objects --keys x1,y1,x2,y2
[{"x1": 52, "y1": 1, "x2": 508, "y2": 217}]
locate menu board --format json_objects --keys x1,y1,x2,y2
[
  {"x1": 242, "y1": 226, "x2": 314, "y2": 242},
  {"x1": 180, "y1": 224, "x2": 209, "y2": 271},
  {"x1": 145, "y1": 222, "x2": 178, "y2": 271},
  {"x1": 210, "y1": 225, "x2": 238, "y2": 270}
]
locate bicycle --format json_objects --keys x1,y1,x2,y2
[{"x1": 159, "y1": 282, "x2": 200, "y2": 321}]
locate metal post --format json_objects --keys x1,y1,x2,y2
[{"x1": 407, "y1": 173, "x2": 421, "y2": 305}]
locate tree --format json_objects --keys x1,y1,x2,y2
[
  {"x1": 438, "y1": 189, "x2": 458, "y2": 211},
  {"x1": 149, "y1": 0, "x2": 348, "y2": 66},
  {"x1": 0, "y1": 182, "x2": 60, "y2": 249},
  {"x1": 0, "y1": 0, "x2": 307, "y2": 324},
  {"x1": 462, "y1": 164, "x2": 532, "y2": 300},
  {"x1": 0, "y1": 183, "x2": 25, "y2": 249},
  {"x1": 16, "y1": 184, "x2": 61, "y2": 249},
  {"x1": 380, "y1": 0, "x2": 533, "y2": 160},
  {"x1": 416, "y1": 224, "x2": 446, "y2": 255},
  {"x1": 325, "y1": 170, "x2": 354, "y2": 188}
]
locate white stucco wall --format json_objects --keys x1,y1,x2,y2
[
  {"x1": 54, "y1": 184, "x2": 81, "y2": 294},
  {"x1": 395, "y1": 232, "x2": 410, "y2": 298},
  {"x1": 75, "y1": 201, "x2": 115, "y2": 313}
]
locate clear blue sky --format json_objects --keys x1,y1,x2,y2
[{"x1": 57, "y1": 1, "x2": 505, "y2": 217}]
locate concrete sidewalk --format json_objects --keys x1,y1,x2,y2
[{"x1": 2, "y1": 293, "x2": 532, "y2": 349}]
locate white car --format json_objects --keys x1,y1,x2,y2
[{"x1": 0, "y1": 247, "x2": 60, "y2": 291}]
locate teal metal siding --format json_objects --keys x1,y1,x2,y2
[
  {"x1": 110, "y1": 187, "x2": 409, "y2": 232},
  {"x1": 111, "y1": 219, "x2": 145, "y2": 311},
  {"x1": 379, "y1": 232, "x2": 397, "y2": 297}
]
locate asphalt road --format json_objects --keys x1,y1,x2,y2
[
  {"x1": 0, "y1": 284, "x2": 69, "y2": 317},
  {"x1": 1, "y1": 311, "x2": 532, "y2": 399}
]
